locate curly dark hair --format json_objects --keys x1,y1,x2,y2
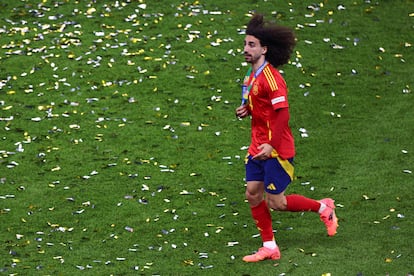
[{"x1": 246, "y1": 14, "x2": 296, "y2": 68}]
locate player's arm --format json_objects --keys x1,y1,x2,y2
[
  {"x1": 269, "y1": 107, "x2": 289, "y2": 154},
  {"x1": 252, "y1": 107, "x2": 289, "y2": 160}
]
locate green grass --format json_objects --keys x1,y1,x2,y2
[{"x1": 1, "y1": 0, "x2": 413, "y2": 275}]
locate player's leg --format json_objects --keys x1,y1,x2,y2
[
  {"x1": 263, "y1": 157, "x2": 338, "y2": 236},
  {"x1": 244, "y1": 156, "x2": 274, "y2": 243},
  {"x1": 243, "y1": 157, "x2": 280, "y2": 262},
  {"x1": 242, "y1": 158, "x2": 290, "y2": 262},
  {"x1": 284, "y1": 194, "x2": 338, "y2": 236},
  {"x1": 243, "y1": 180, "x2": 281, "y2": 262},
  {"x1": 245, "y1": 180, "x2": 275, "y2": 244}
]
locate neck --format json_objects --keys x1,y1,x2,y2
[{"x1": 252, "y1": 58, "x2": 267, "y2": 74}]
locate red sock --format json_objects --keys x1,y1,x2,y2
[
  {"x1": 251, "y1": 200, "x2": 274, "y2": 242},
  {"x1": 286, "y1": 194, "x2": 320, "y2": 212}
]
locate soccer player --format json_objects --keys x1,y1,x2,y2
[{"x1": 235, "y1": 14, "x2": 338, "y2": 262}]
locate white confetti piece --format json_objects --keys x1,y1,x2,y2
[
  {"x1": 0, "y1": 116, "x2": 14, "y2": 121},
  {"x1": 337, "y1": 4, "x2": 346, "y2": 10},
  {"x1": 331, "y1": 43, "x2": 345, "y2": 49},
  {"x1": 7, "y1": 161, "x2": 19, "y2": 168},
  {"x1": 299, "y1": 128, "x2": 309, "y2": 138},
  {"x1": 125, "y1": 226, "x2": 134, "y2": 232},
  {"x1": 226, "y1": 241, "x2": 239, "y2": 247}
]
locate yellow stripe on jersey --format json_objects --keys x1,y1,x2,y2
[{"x1": 263, "y1": 67, "x2": 278, "y2": 91}]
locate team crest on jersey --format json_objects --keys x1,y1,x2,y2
[{"x1": 252, "y1": 83, "x2": 259, "y2": 95}]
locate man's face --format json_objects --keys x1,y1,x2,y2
[{"x1": 244, "y1": 35, "x2": 266, "y2": 64}]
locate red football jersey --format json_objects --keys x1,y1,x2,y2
[{"x1": 247, "y1": 63, "x2": 295, "y2": 159}]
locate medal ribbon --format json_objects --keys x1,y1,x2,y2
[{"x1": 241, "y1": 61, "x2": 267, "y2": 105}]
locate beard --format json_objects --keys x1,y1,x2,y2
[
  {"x1": 244, "y1": 52, "x2": 263, "y2": 64},
  {"x1": 244, "y1": 54, "x2": 253, "y2": 63}
]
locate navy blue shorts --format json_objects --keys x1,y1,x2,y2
[{"x1": 245, "y1": 155, "x2": 294, "y2": 194}]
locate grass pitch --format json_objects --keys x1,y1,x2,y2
[{"x1": 1, "y1": 0, "x2": 413, "y2": 275}]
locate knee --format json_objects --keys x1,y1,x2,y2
[{"x1": 245, "y1": 189, "x2": 262, "y2": 206}]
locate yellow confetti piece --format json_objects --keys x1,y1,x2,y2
[
  {"x1": 183, "y1": 259, "x2": 194, "y2": 266},
  {"x1": 51, "y1": 166, "x2": 61, "y2": 171},
  {"x1": 86, "y1": 8, "x2": 96, "y2": 15}
]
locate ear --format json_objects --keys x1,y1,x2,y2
[{"x1": 262, "y1": 46, "x2": 267, "y2": 55}]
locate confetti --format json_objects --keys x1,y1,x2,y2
[
  {"x1": 0, "y1": 1, "x2": 411, "y2": 274},
  {"x1": 299, "y1": 128, "x2": 309, "y2": 138}
]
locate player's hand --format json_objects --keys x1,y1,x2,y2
[
  {"x1": 235, "y1": 105, "x2": 249, "y2": 118},
  {"x1": 252, "y1": 143, "x2": 273, "y2": 160}
]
